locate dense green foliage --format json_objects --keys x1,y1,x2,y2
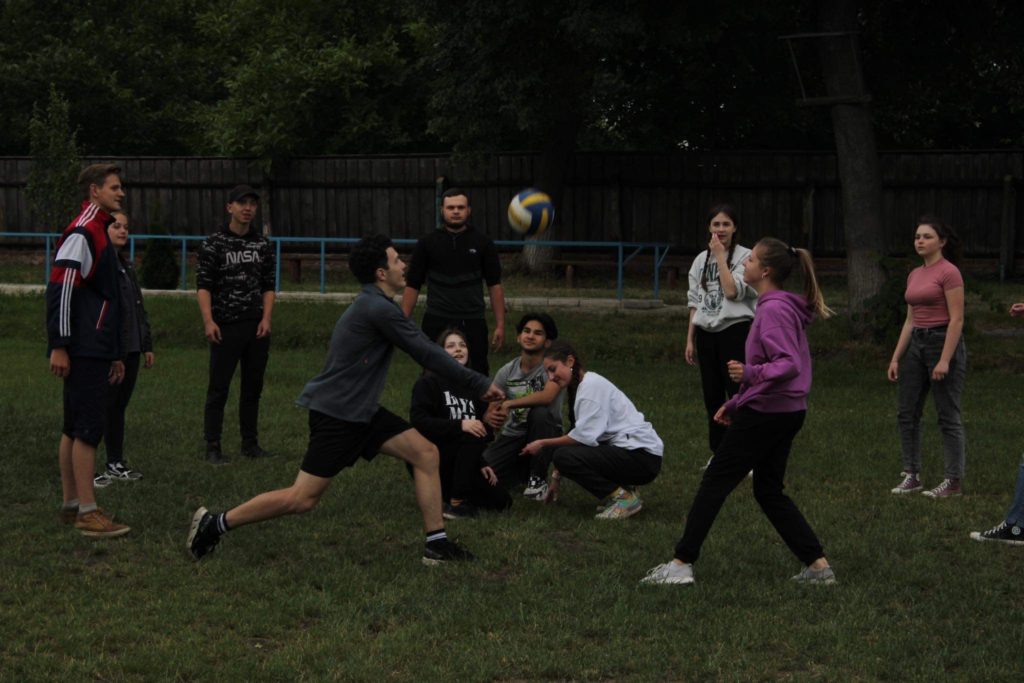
[
  {"x1": 25, "y1": 86, "x2": 82, "y2": 231},
  {"x1": 3, "y1": 292, "x2": 1024, "y2": 679},
  {"x1": 1, "y1": 1, "x2": 1022, "y2": 157}
]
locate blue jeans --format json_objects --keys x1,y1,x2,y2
[
  {"x1": 1006, "y1": 456, "x2": 1024, "y2": 526},
  {"x1": 897, "y1": 326, "x2": 966, "y2": 479}
]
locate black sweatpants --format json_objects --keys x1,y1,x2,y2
[
  {"x1": 102, "y1": 351, "x2": 140, "y2": 465},
  {"x1": 482, "y1": 408, "x2": 562, "y2": 487},
  {"x1": 694, "y1": 321, "x2": 750, "y2": 454},
  {"x1": 422, "y1": 313, "x2": 490, "y2": 377},
  {"x1": 203, "y1": 319, "x2": 270, "y2": 444},
  {"x1": 673, "y1": 408, "x2": 825, "y2": 566},
  {"x1": 437, "y1": 434, "x2": 512, "y2": 510},
  {"x1": 552, "y1": 444, "x2": 662, "y2": 500}
]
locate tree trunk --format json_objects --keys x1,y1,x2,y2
[
  {"x1": 522, "y1": 111, "x2": 580, "y2": 272},
  {"x1": 818, "y1": 0, "x2": 886, "y2": 334}
]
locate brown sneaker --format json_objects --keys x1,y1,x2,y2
[
  {"x1": 59, "y1": 506, "x2": 79, "y2": 525},
  {"x1": 75, "y1": 509, "x2": 131, "y2": 538}
]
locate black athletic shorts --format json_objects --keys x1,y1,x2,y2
[
  {"x1": 62, "y1": 357, "x2": 112, "y2": 447},
  {"x1": 300, "y1": 407, "x2": 412, "y2": 478}
]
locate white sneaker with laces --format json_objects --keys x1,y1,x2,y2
[
  {"x1": 640, "y1": 561, "x2": 695, "y2": 585},
  {"x1": 523, "y1": 475, "x2": 548, "y2": 500},
  {"x1": 107, "y1": 463, "x2": 143, "y2": 482}
]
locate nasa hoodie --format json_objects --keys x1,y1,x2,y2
[
  {"x1": 196, "y1": 224, "x2": 276, "y2": 324},
  {"x1": 722, "y1": 290, "x2": 815, "y2": 415}
]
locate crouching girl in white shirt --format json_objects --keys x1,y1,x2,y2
[{"x1": 520, "y1": 340, "x2": 663, "y2": 519}]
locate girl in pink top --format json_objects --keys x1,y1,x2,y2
[{"x1": 888, "y1": 217, "x2": 966, "y2": 498}]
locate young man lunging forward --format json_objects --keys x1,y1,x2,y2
[{"x1": 188, "y1": 234, "x2": 503, "y2": 565}]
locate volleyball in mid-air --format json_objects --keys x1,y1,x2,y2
[{"x1": 507, "y1": 188, "x2": 555, "y2": 237}]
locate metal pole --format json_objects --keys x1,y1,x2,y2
[
  {"x1": 179, "y1": 239, "x2": 187, "y2": 290},
  {"x1": 617, "y1": 243, "x2": 624, "y2": 301},
  {"x1": 320, "y1": 240, "x2": 326, "y2": 294},
  {"x1": 275, "y1": 239, "x2": 282, "y2": 292}
]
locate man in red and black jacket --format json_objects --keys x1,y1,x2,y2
[{"x1": 46, "y1": 163, "x2": 131, "y2": 538}]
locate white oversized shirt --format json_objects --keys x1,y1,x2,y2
[{"x1": 568, "y1": 372, "x2": 663, "y2": 457}]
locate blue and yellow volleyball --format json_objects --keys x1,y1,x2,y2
[{"x1": 507, "y1": 188, "x2": 555, "y2": 237}]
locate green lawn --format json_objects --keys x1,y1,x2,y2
[{"x1": 2, "y1": 291, "x2": 1024, "y2": 681}]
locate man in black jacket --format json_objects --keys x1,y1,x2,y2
[{"x1": 401, "y1": 188, "x2": 505, "y2": 376}]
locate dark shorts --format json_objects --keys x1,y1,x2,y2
[
  {"x1": 62, "y1": 357, "x2": 112, "y2": 447},
  {"x1": 300, "y1": 407, "x2": 412, "y2": 478}
]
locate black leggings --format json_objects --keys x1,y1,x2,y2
[
  {"x1": 694, "y1": 321, "x2": 750, "y2": 454},
  {"x1": 673, "y1": 408, "x2": 825, "y2": 566},
  {"x1": 102, "y1": 352, "x2": 140, "y2": 465}
]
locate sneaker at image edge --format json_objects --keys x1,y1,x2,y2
[
  {"x1": 640, "y1": 561, "x2": 695, "y2": 585},
  {"x1": 187, "y1": 507, "x2": 221, "y2": 560},
  {"x1": 922, "y1": 478, "x2": 961, "y2": 498},
  {"x1": 106, "y1": 462, "x2": 143, "y2": 481},
  {"x1": 595, "y1": 490, "x2": 643, "y2": 520},
  {"x1": 791, "y1": 565, "x2": 837, "y2": 584},
  {"x1": 75, "y1": 509, "x2": 130, "y2": 538},
  {"x1": 422, "y1": 538, "x2": 475, "y2": 565},
  {"x1": 970, "y1": 521, "x2": 1024, "y2": 546},
  {"x1": 523, "y1": 476, "x2": 548, "y2": 500},
  {"x1": 890, "y1": 472, "x2": 922, "y2": 494}
]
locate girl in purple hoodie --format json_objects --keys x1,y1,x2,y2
[{"x1": 642, "y1": 238, "x2": 835, "y2": 586}]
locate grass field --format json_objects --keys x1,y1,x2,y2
[{"x1": 2, "y1": 289, "x2": 1024, "y2": 682}]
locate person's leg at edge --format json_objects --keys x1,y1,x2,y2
[
  {"x1": 526, "y1": 408, "x2": 561, "y2": 480},
  {"x1": 1004, "y1": 455, "x2": 1024, "y2": 525},
  {"x1": 672, "y1": 409, "x2": 762, "y2": 564},
  {"x1": 750, "y1": 410, "x2": 828, "y2": 568}
]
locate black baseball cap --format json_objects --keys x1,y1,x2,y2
[{"x1": 228, "y1": 184, "x2": 260, "y2": 202}]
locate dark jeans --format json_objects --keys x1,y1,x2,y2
[
  {"x1": 482, "y1": 408, "x2": 562, "y2": 487},
  {"x1": 422, "y1": 313, "x2": 490, "y2": 377},
  {"x1": 674, "y1": 408, "x2": 825, "y2": 566},
  {"x1": 552, "y1": 444, "x2": 662, "y2": 500},
  {"x1": 204, "y1": 319, "x2": 270, "y2": 444},
  {"x1": 897, "y1": 326, "x2": 966, "y2": 479},
  {"x1": 694, "y1": 321, "x2": 750, "y2": 454},
  {"x1": 102, "y1": 352, "x2": 140, "y2": 465}
]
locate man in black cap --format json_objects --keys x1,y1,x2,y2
[{"x1": 196, "y1": 185, "x2": 276, "y2": 463}]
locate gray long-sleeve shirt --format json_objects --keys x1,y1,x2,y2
[{"x1": 296, "y1": 284, "x2": 492, "y2": 422}]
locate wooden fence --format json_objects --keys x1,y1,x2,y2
[{"x1": 0, "y1": 151, "x2": 1020, "y2": 257}]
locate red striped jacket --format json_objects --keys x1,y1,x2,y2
[{"x1": 45, "y1": 201, "x2": 123, "y2": 359}]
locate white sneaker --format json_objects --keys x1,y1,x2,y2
[
  {"x1": 640, "y1": 561, "x2": 694, "y2": 585},
  {"x1": 93, "y1": 473, "x2": 113, "y2": 488},
  {"x1": 107, "y1": 462, "x2": 143, "y2": 482},
  {"x1": 523, "y1": 476, "x2": 548, "y2": 500}
]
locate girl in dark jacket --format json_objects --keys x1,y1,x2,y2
[
  {"x1": 95, "y1": 212, "x2": 153, "y2": 486},
  {"x1": 410, "y1": 328, "x2": 511, "y2": 518}
]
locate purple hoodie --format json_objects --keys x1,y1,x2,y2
[{"x1": 723, "y1": 290, "x2": 814, "y2": 414}]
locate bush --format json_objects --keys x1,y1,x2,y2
[{"x1": 140, "y1": 232, "x2": 180, "y2": 289}]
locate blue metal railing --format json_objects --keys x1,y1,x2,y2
[{"x1": 0, "y1": 231, "x2": 672, "y2": 300}]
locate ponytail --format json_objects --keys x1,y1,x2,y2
[{"x1": 756, "y1": 238, "x2": 834, "y2": 320}]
